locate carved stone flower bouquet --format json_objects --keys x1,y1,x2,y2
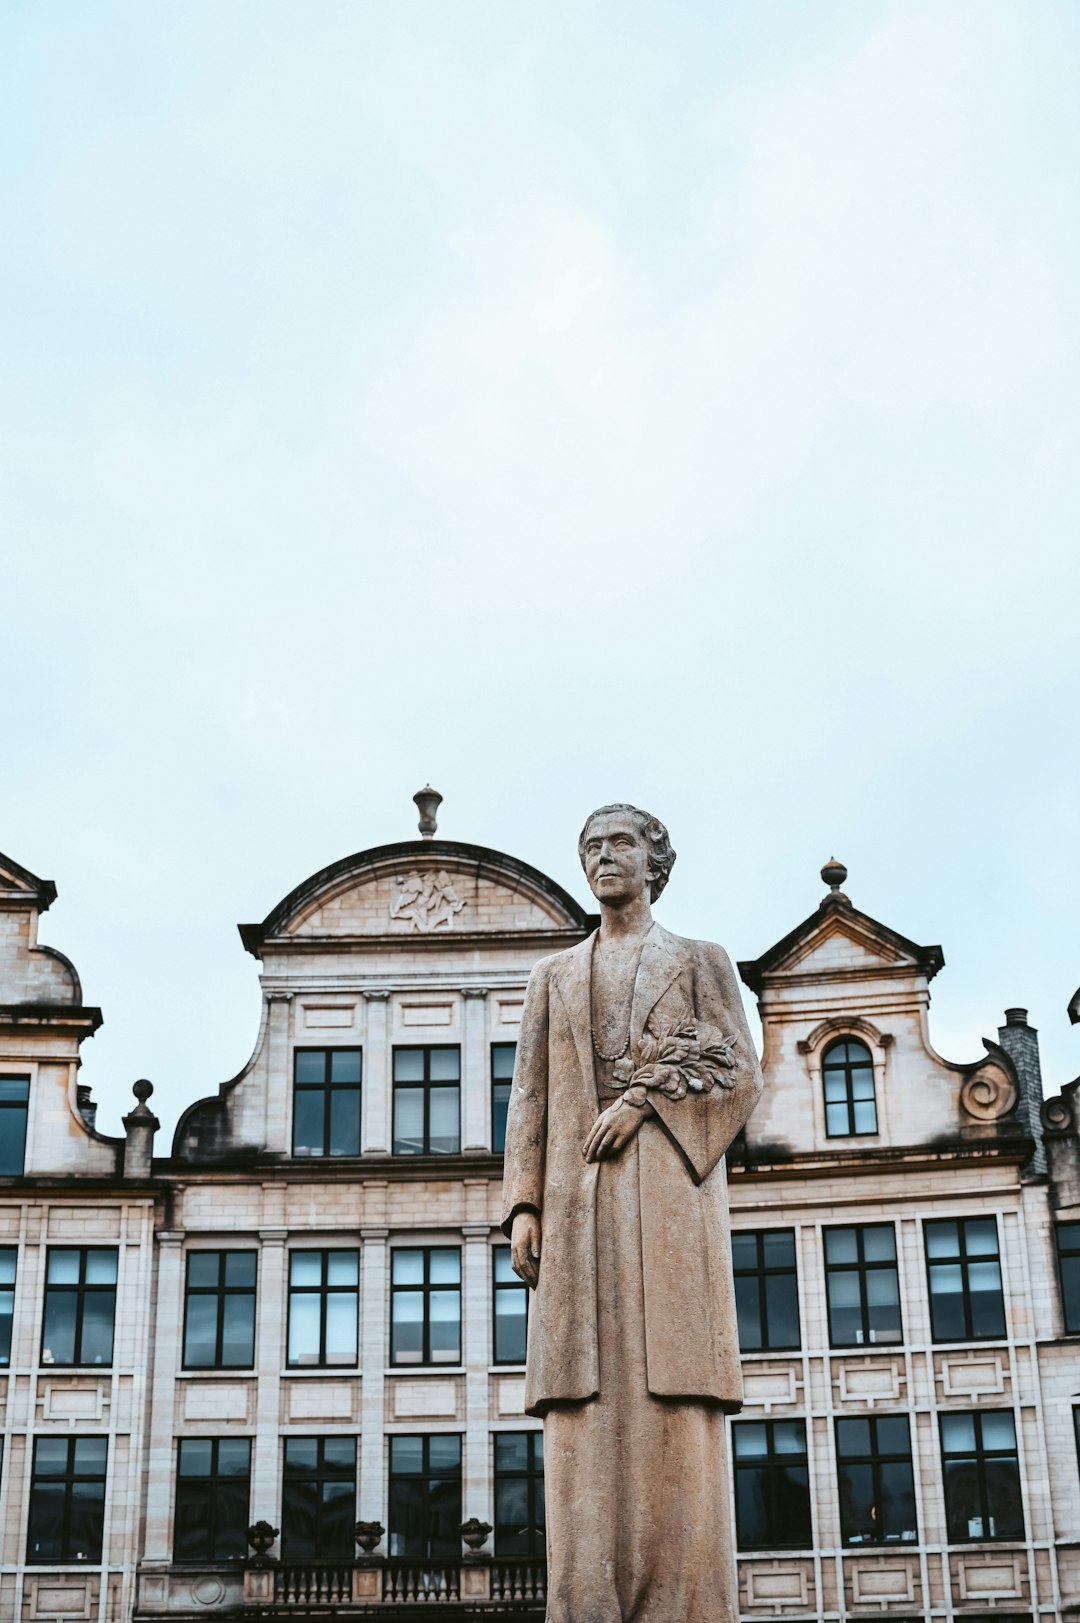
[{"x1": 613, "y1": 1021, "x2": 739, "y2": 1106}]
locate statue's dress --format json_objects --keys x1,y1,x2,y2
[{"x1": 543, "y1": 1050, "x2": 735, "y2": 1623}]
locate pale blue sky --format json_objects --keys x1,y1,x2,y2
[{"x1": 2, "y1": 1, "x2": 1077, "y2": 1137}]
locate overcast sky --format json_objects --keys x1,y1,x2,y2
[{"x1": 2, "y1": 1, "x2": 1077, "y2": 1141}]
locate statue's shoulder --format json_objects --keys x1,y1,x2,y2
[
  {"x1": 653, "y1": 924, "x2": 734, "y2": 973},
  {"x1": 525, "y1": 933, "x2": 594, "y2": 982}
]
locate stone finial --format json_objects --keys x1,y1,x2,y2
[
  {"x1": 122, "y1": 1079, "x2": 159, "y2": 1180},
  {"x1": 355, "y1": 1520, "x2": 385, "y2": 1554},
  {"x1": 460, "y1": 1517, "x2": 492, "y2": 1550},
  {"x1": 821, "y1": 856, "x2": 848, "y2": 893},
  {"x1": 413, "y1": 785, "x2": 442, "y2": 840}
]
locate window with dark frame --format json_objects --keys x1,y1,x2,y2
[
  {"x1": 292, "y1": 1048, "x2": 362, "y2": 1158},
  {"x1": 0, "y1": 1075, "x2": 30, "y2": 1175},
  {"x1": 494, "y1": 1431, "x2": 545, "y2": 1556},
  {"x1": 491, "y1": 1043, "x2": 516, "y2": 1154},
  {"x1": 822, "y1": 1039, "x2": 878, "y2": 1137},
  {"x1": 940, "y1": 1410, "x2": 1024, "y2": 1542},
  {"x1": 183, "y1": 1251, "x2": 257, "y2": 1369},
  {"x1": 493, "y1": 1245, "x2": 528, "y2": 1364},
  {"x1": 26, "y1": 1436, "x2": 108, "y2": 1564},
  {"x1": 1055, "y1": 1221, "x2": 1080, "y2": 1333},
  {"x1": 824, "y1": 1225, "x2": 903, "y2": 1347},
  {"x1": 391, "y1": 1247, "x2": 461, "y2": 1366},
  {"x1": 41, "y1": 1248, "x2": 118, "y2": 1367},
  {"x1": 392, "y1": 1046, "x2": 460, "y2": 1155},
  {"x1": 388, "y1": 1434, "x2": 462, "y2": 1559},
  {"x1": 836, "y1": 1415, "x2": 917, "y2": 1545},
  {"x1": 174, "y1": 1437, "x2": 252, "y2": 1561},
  {"x1": 281, "y1": 1437, "x2": 357, "y2": 1559},
  {"x1": 732, "y1": 1230, "x2": 800, "y2": 1352},
  {"x1": 732, "y1": 1419, "x2": 812, "y2": 1551},
  {"x1": 287, "y1": 1251, "x2": 359, "y2": 1368},
  {"x1": 925, "y1": 1218, "x2": 1006, "y2": 1342},
  {"x1": 0, "y1": 1246, "x2": 15, "y2": 1366}
]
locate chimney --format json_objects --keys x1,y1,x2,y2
[
  {"x1": 997, "y1": 1009, "x2": 1046, "y2": 1176},
  {"x1": 122, "y1": 1080, "x2": 159, "y2": 1180}
]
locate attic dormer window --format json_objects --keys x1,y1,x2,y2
[{"x1": 822, "y1": 1040, "x2": 878, "y2": 1137}]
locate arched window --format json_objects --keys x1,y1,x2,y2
[{"x1": 822, "y1": 1039, "x2": 878, "y2": 1137}]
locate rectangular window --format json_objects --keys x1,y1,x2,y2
[
  {"x1": 0, "y1": 1246, "x2": 15, "y2": 1366},
  {"x1": 491, "y1": 1043, "x2": 516, "y2": 1154},
  {"x1": 836, "y1": 1415, "x2": 917, "y2": 1545},
  {"x1": 0, "y1": 1075, "x2": 30, "y2": 1175},
  {"x1": 925, "y1": 1218, "x2": 1006, "y2": 1341},
  {"x1": 41, "y1": 1248, "x2": 118, "y2": 1367},
  {"x1": 391, "y1": 1247, "x2": 461, "y2": 1366},
  {"x1": 1055, "y1": 1221, "x2": 1080, "y2": 1334},
  {"x1": 493, "y1": 1246, "x2": 528, "y2": 1364},
  {"x1": 732, "y1": 1230, "x2": 800, "y2": 1352},
  {"x1": 388, "y1": 1434, "x2": 462, "y2": 1559},
  {"x1": 732, "y1": 1420, "x2": 812, "y2": 1550},
  {"x1": 174, "y1": 1438, "x2": 251, "y2": 1561},
  {"x1": 183, "y1": 1251, "x2": 257, "y2": 1369},
  {"x1": 287, "y1": 1251, "x2": 359, "y2": 1367},
  {"x1": 824, "y1": 1225, "x2": 902, "y2": 1347},
  {"x1": 27, "y1": 1436, "x2": 108, "y2": 1563},
  {"x1": 494, "y1": 1431, "x2": 545, "y2": 1555},
  {"x1": 293, "y1": 1048, "x2": 362, "y2": 1158},
  {"x1": 282, "y1": 1437, "x2": 357, "y2": 1559},
  {"x1": 940, "y1": 1411, "x2": 1023, "y2": 1542},
  {"x1": 393, "y1": 1046, "x2": 460, "y2": 1155}
]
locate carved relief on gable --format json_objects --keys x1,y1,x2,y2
[
  {"x1": 388, "y1": 870, "x2": 466, "y2": 932},
  {"x1": 289, "y1": 865, "x2": 573, "y2": 938}
]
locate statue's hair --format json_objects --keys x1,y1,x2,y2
[{"x1": 577, "y1": 804, "x2": 677, "y2": 902}]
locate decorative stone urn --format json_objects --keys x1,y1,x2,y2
[
  {"x1": 355, "y1": 1520, "x2": 385, "y2": 1554},
  {"x1": 246, "y1": 1521, "x2": 279, "y2": 1561},
  {"x1": 460, "y1": 1517, "x2": 492, "y2": 1551}
]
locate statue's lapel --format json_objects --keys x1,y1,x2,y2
[
  {"x1": 553, "y1": 934, "x2": 597, "y2": 1099},
  {"x1": 631, "y1": 925, "x2": 683, "y2": 1053}
]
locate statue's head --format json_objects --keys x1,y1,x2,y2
[{"x1": 577, "y1": 804, "x2": 677, "y2": 905}]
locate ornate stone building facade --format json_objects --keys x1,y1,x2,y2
[{"x1": 1, "y1": 813, "x2": 1078, "y2": 1622}]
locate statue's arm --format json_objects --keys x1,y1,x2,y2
[
  {"x1": 647, "y1": 942, "x2": 764, "y2": 1184},
  {"x1": 500, "y1": 959, "x2": 550, "y2": 1236}
]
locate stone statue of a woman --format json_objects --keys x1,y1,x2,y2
[{"x1": 501, "y1": 804, "x2": 763, "y2": 1622}]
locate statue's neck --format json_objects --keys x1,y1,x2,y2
[{"x1": 597, "y1": 894, "x2": 653, "y2": 943}]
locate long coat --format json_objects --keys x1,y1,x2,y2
[{"x1": 501, "y1": 921, "x2": 764, "y2": 1416}]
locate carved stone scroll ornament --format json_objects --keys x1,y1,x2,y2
[
  {"x1": 389, "y1": 869, "x2": 466, "y2": 932},
  {"x1": 959, "y1": 1041, "x2": 1019, "y2": 1122}
]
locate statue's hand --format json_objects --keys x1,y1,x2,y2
[
  {"x1": 511, "y1": 1210, "x2": 542, "y2": 1290},
  {"x1": 582, "y1": 1098, "x2": 649, "y2": 1163}
]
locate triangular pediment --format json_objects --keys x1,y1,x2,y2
[
  {"x1": 739, "y1": 894, "x2": 943, "y2": 993},
  {"x1": 0, "y1": 850, "x2": 56, "y2": 912}
]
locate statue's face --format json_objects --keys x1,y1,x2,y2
[{"x1": 582, "y1": 811, "x2": 652, "y2": 906}]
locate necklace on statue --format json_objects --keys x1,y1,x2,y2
[{"x1": 591, "y1": 1028, "x2": 630, "y2": 1063}]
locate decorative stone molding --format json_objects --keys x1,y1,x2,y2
[
  {"x1": 797, "y1": 1015, "x2": 893, "y2": 1058},
  {"x1": 959, "y1": 1040, "x2": 1019, "y2": 1122}
]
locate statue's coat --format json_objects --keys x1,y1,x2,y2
[{"x1": 501, "y1": 921, "x2": 764, "y2": 1416}]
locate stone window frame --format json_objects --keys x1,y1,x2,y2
[
  {"x1": 181, "y1": 1248, "x2": 258, "y2": 1370},
  {"x1": 731, "y1": 1417, "x2": 813, "y2": 1552},
  {"x1": 40, "y1": 1246, "x2": 119, "y2": 1369},
  {"x1": 280, "y1": 1435, "x2": 358, "y2": 1561},
  {"x1": 834, "y1": 1412, "x2": 918, "y2": 1546},
  {"x1": 291, "y1": 1045, "x2": 363, "y2": 1159},
  {"x1": 0, "y1": 1067, "x2": 32, "y2": 1177},
  {"x1": 389, "y1": 1245, "x2": 462, "y2": 1367},
  {"x1": 823, "y1": 1223, "x2": 904, "y2": 1348},
  {"x1": 387, "y1": 1433, "x2": 463, "y2": 1560},
  {"x1": 26, "y1": 1434, "x2": 108, "y2": 1565},
  {"x1": 173, "y1": 1436, "x2": 252, "y2": 1563},
  {"x1": 391, "y1": 1044, "x2": 462, "y2": 1156},
  {"x1": 939, "y1": 1408, "x2": 1025, "y2": 1543},
  {"x1": 285, "y1": 1249, "x2": 360, "y2": 1369},
  {"x1": 797, "y1": 1017, "x2": 892, "y2": 1145},
  {"x1": 923, "y1": 1216, "x2": 1007, "y2": 1343},
  {"x1": 731, "y1": 1228, "x2": 801, "y2": 1353}
]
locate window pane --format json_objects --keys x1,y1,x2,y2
[
  {"x1": 878, "y1": 1459, "x2": 917, "y2": 1541},
  {"x1": 825, "y1": 1229, "x2": 858, "y2": 1265},
  {"x1": 295, "y1": 1050, "x2": 326, "y2": 1083},
  {"x1": 325, "y1": 1437, "x2": 357, "y2": 1472},
  {"x1": 47, "y1": 1250, "x2": 81, "y2": 1285},
  {"x1": 943, "y1": 1457, "x2": 983, "y2": 1540},
  {"x1": 492, "y1": 1081, "x2": 511, "y2": 1154},
  {"x1": 35, "y1": 1438, "x2": 72, "y2": 1474},
  {"x1": 0, "y1": 1247, "x2": 16, "y2": 1285},
  {"x1": 221, "y1": 1295, "x2": 256, "y2": 1366},
  {"x1": 823, "y1": 1073, "x2": 848, "y2": 1102},
  {"x1": 984, "y1": 1457, "x2": 1024, "y2": 1538},
  {"x1": 838, "y1": 1460, "x2": 876, "y2": 1542},
  {"x1": 862, "y1": 1227, "x2": 896, "y2": 1263},
  {"x1": 969, "y1": 1262, "x2": 1006, "y2": 1337},
  {"x1": 495, "y1": 1286, "x2": 527, "y2": 1363},
  {"x1": 27, "y1": 1480, "x2": 67, "y2": 1560},
  {"x1": 329, "y1": 1087, "x2": 360, "y2": 1156},
  {"x1": 290, "y1": 1252, "x2": 323, "y2": 1286},
  {"x1": 0, "y1": 1286, "x2": 13, "y2": 1365},
  {"x1": 492, "y1": 1044, "x2": 516, "y2": 1079},
  {"x1": 429, "y1": 1249, "x2": 460, "y2": 1285},
  {"x1": 733, "y1": 1423, "x2": 768, "y2": 1459},
  {"x1": 0, "y1": 1077, "x2": 30, "y2": 1102},
  {"x1": 293, "y1": 1090, "x2": 325, "y2": 1155},
  {"x1": 79, "y1": 1292, "x2": 116, "y2": 1365},
  {"x1": 392, "y1": 1292, "x2": 424, "y2": 1363},
  {"x1": 827, "y1": 1272, "x2": 863, "y2": 1344},
  {"x1": 68, "y1": 1482, "x2": 106, "y2": 1562},
  {"x1": 330, "y1": 1050, "x2": 361, "y2": 1083},
  {"x1": 429, "y1": 1290, "x2": 461, "y2": 1361},
  {"x1": 852, "y1": 1099, "x2": 878, "y2": 1133},
  {"x1": 772, "y1": 1422, "x2": 806, "y2": 1456},
  {"x1": 825, "y1": 1102, "x2": 851, "y2": 1136},
  {"x1": 0, "y1": 1100, "x2": 28, "y2": 1174},
  {"x1": 225, "y1": 1252, "x2": 256, "y2": 1288},
  {"x1": 762, "y1": 1231, "x2": 796, "y2": 1268},
  {"x1": 218, "y1": 1439, "x2": 251, "y2": 1476},
  {"x1": 393, "y1": 1049, "x2": 425, "y2": 1082},
  {"x1": 429, "y1": 1048, "x2": 460, "y2": 1081},
  {"x1": 324, "y1": 1293, "x2": 358, "y2": 1364},
  {"x1": 731, "y1": 1234, "x2": 759, "y2": 1270},
  {"x1": 980, "y1": 1411, "x2": 1016, "y2": 1450},
  {"x1": 288, "y1": 1295, "x2": 321, "y2": 1365},
  {"x1": 764, "y1": 1274, "x2": 800, "y2": 1349},
  {"x1": 184, "y1": 1295, "x2": 220, "y2": 1367},
  {"x1": 187, "y1": 1252, "x2": 220, "y2": 1288},
  {"x1": 393, "y1": 1250, "x2": 424, "y2": 1285},
  {"x1": 86, "y1": 1250, "x2": 118, "y2": 1284},
  {"x1": 282, "y1": 1480, "x2": 319, "y2": 1557},
  {"x1": 1061, "y1": 1254, "x2": 1080, "y2": 1332},
  {"x1": 389, "y1": 1479, "x2": 424, "y2": 1557},
  {"x1": 429, "y1": 1087, "x2": 460, "y2": 1154},
  {"x1": 964, "y1": 1219, "x2": 999, "y2": 1257},
  {"x1": 178, "y1": 1438, "x2": 213, "y2": 1476},
  {"x1": 429, "y1": 1434, "x2": 461, "y2": 1472},
  {"x1": 390, "y1": 1435, "x2": 423, "y2": 1474},
  {"x1": 495, "y1": 1433, "x2": 529, "y2": 1472},
  {"x1": 213, "y1": 1479, "x2": 250, "y2": 1558},
  {"x1": 327, "y1": 1251, "x2": 358, "y2": 1286},
  {"x1": 926, "y1": 1221, "x2": 959, "y2": 1258},
  {"x1": 941, "y1": 1413, "x2": 977, "y2": 1453},
  {"x1": 836, "y1": 1418, "x2": 871, "y2": 1456},
  {"x1": 41, "y1": 1293, "x2": 77, "y2": 1365},
  {"x1": 929, "y1": 1264, "x2": 967, "y2": 1340},
  {"x1": 72, "y1": 1434, "x2": 107, "y2": 1472},
  {"x1": 393, "y1": 1088, "x2": 425, "y2": 1154},
  {"x1": 735, "y1": 1275, "x2": 763, "y2": 1351},
  {"x1": 493, "y1": 1248, "x2": 516, "y2": 1284}
]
